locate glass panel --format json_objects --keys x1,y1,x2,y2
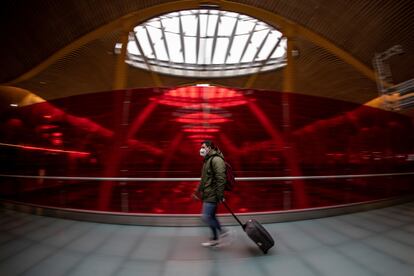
[
  {"x1": 218, "y1": 16, "x2": 236, "y2": 36},
  {"x1": 212, "y1": 38, "x2": 229, "y2": 64},
  {"x1": 165, "y1": 33, "x2": 183, "y2": 63},
  {"x1": 227, "y1": 35, "x2": 248, "y2": 64},
  {"x1": 167, "y1": 11, "x2": 179, "y2": 18},
  {"x1": 198, "y1": 38, "x2": 207, "y2": 64},
  {"x1": 163, "y1": 16, "x2": 179, "y2": 33},
  {"x1": 257, "y1": 32, "x2": 281, "y2": 60},
  {"x1": 236, "y1": 19, "x2": 255, "y2": 35},
  {"x1": 249, "y1": 29, "x2": 270, "y2": 61},
  {"x1": 184, "y1": 37, "x2": 196, "y2": 64},
  {"x1": 203, "y1": 38, "x2": 214, "y2": 64},
  {"x1": 241, "y1": 41, "x2": 257, "y2": 63},
  {"x1": 255, "y1": 22, "x2": 269, "y2": 31},
  {"x1": 271, "y1": 37, "x2": 287, "y2": 58},
  {"x1": 146, "y1": 20, "x2": 161, "y2": 29},
  {"x1": 181, "y1": 14, "x2": 197, "y2": 36},
  {"x1": 224, "y1": 11, "x2": 239, "y2": 18},
  {"x1": 199, "y1": 13, "x2": 208, "y2": 37},
  {"x1": 180, "y1": 10, "x2": 193, "y2": 16},
  {"x1": 239, "y1": 14, "x2": 250, "y2": 20},
  {"x1": 149, "y1": 27, "x2": 168, "y2": 61},
  {"x1": 136, "y1": 27, "x2": 154, "y2": 58},
  {"x1": 206, "y1": 14, "x2": 218, "y2": 37},
  {"x1": 127, "y1": 41, "x2": 139, "y2": 55}
]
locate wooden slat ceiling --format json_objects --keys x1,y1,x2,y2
[{"x1": 1, "y1": 0, "x2": 413, "y2": 108}]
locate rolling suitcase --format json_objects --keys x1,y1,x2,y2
[{"x1": 223, "y1": 201, "x2": 275, "y2": 254}]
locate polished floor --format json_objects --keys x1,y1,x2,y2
[{"x1": 0, "y1": 202, "x2": 413, "y2": 276}]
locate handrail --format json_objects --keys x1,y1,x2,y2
[{"x1": 1, "y1": 172, "x2": 414, "y2": 182}]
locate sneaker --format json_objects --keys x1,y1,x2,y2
[{"x1": 201, "y1": 240, "x2": 219, "y2": 247}]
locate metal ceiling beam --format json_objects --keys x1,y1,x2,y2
[
  {"x1": 143, "y1": 25, "x2": 157, "y2": 60},
  {"x1": 203, "y1": 9, "x2": 211, "y2": 64},
  {"x1": 245, "y1": 35, "x2": 283, "y2": 89},
  {"x1": 133, "y1": 32, "x2": 162, "y2": 87},
  {"x1": 224, "y1": 15, "x2": 240, "y2": 64},
  {"x1": 178, "y1": 14, "x2": 186, "y2": 63},
  {"x1": 238, "y1": 23, "x2": 258, "y2": 64},
  {"x1": 251, "y1": 29, "x2": 271, "y2": 62},
  {"x1": 159, "y1": 19, "x2": 171, "y2": 61},
  {"x1": 210, "y1": 11, "x2": 222, "y2": 64},
  {"x1": 268, "y1": 35, "x2": 283, "y2": 61},
  {"x1": 196, "y1": 11, "x2": 201, "y2": 64}
]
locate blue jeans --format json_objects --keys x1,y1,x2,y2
[{"x1": 201, "y1": 202, "x2": 222, "y2": 240}]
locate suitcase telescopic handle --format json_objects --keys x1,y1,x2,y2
[{"x1": 222, "y1": 201, "x2": 246, "y2": 230}]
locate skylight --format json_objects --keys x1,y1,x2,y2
[{"x1": 118, "y1": 9, "x2": 287, "y2": 78}]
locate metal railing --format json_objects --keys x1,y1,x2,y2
[
  {"x1": 1, "y1": 171, "x2": 414, "y2": 181},
  {"x1": 1, "y1": 172, "x2": 413, "y2": 225}
]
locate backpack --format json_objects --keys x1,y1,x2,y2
[{"x1": 209, "y1": 155, "x2": 236, "y2": 191}]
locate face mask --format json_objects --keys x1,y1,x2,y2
[{"x1": 200, "y1": 148, "x2": 208, "y2": 157}]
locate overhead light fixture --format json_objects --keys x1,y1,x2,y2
[
  {"x1": 199, "y1": 3, "x2": 220, "y2": 9},
  {"x1": 292, "y1": 49, "x2": 300, "y2": 57},
  {"x1": 114, "y1": 43, "x2": 123, "y2": 55},
  {"x1": 10, "y1": 104, "x2": 18, "y2": 107}
]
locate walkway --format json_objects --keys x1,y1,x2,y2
[{"x1": 0, "y1": 202, "x2": 413, "y2": 276}]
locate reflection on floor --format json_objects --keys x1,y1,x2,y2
[{"x1": 0, "y1": 202, "x2": 413, "y2": 276}]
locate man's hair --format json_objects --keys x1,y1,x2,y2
[{"x1": 201, "y1": 140, "x2": 216, "y2": 150}]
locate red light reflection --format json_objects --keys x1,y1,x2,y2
[
  {"x1": 175, "y1": 112, "x2": 230, "y2": 124},
  {"x1": 187, "y1": 134, "x2": 214, "y2": 140},
  {"x1": 2, "y1": 86, "x2": 414, "y2": 214},
  {"x1": 0, "y1": 142, "x2": 90, "y2": 157},
  {"x1": 183, "y1": 127, "x2": 220, "y2": 133},
  {"x1": 157, "y1": 86, "x2": 247, "y2": 108}
]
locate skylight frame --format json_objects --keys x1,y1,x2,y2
[{"x1": 123, "y1": 9, "x2": 287, "y2": 78}]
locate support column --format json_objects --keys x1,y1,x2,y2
[
  {"x1": 99, "y1": 25, "x2": 131, "y2": 211},
  {"x1": 113, "y1": 27, "x2": 130, "y2": 90},
  {"x1": 281, "y1": 26, "x2": 308, "y2": 208},
  {"x1": 283, "y1": 29, "x2": 295, "y2": 93},
  {"x1": 282, "y1": 26, "x2": 296, "y2": 132}
]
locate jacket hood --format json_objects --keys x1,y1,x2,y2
[{"x1": 205, "y1": 149, "x2": 224, "y2": 160}]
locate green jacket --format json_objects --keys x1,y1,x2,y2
[{"x1": 197, "y1": 149, "x2": 226, "y2": 203}]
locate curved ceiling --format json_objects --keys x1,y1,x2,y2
[{"x1": 1, "y1": 0, "x2": 414, "y2": 113}]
